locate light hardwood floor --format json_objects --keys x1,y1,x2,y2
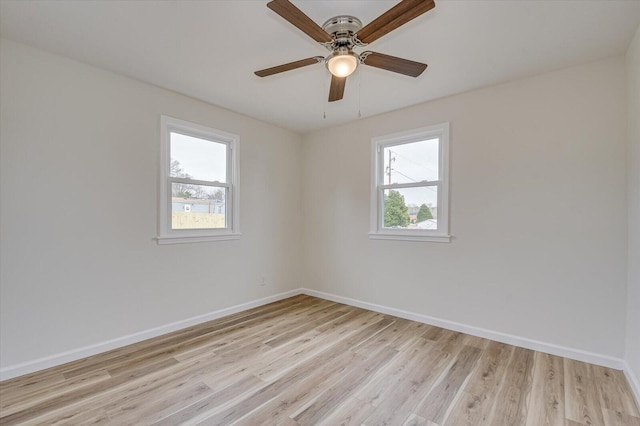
[{"x1": 1, "y1": 295, "x2": 638, "y2": 425}]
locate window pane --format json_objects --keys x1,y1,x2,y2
[
  {"x1": 170, "y1": 132, "x2": 227, "y2": 182},
  {"x1": 383, "y1": 187, "x2": 438, "y2": 230},
  {"x1": 383, "y1": 138, "x2": 439, "y2": 184},
  {"x1": 171, "y1": 183, "x2": 226, "y2": 229}
]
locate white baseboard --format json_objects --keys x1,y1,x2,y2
[
  {"x1": 300, "y1": 288, "x2": 627, "y2": 370},
  {"x1": 623, "y1": 360, "x2": 640, "y2": 408},
  {"x1": 0, "y1": 289, "x2": 303, "y2": 382},
  {"x1": 1, "y1": 285, "x2": 635, "y2": 407}
]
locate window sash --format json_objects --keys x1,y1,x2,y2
[
  {"x1": 168, "y1": 129, "x2": 232, "y2": 185},
  {"x1": 377, "y1": 185, "x2": 441, "y2": 230},
  {"x1": 166, "y1": 182, "x2": 234, "y2": 232},
  {"x1": 378, "y1": 181, "x2": 439, "y2": 191},
  {"x1": 169, "y1": 176, "x2": 231, "y2": 188},
  {"x1": 168, "y1": 183, "x2": 231, "y2": 230}
]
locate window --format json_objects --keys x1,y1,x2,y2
[
  {"x1": 158, "y1": 116, "x2": 239, "y2": 244},
  {"x1": 370, "y1": 122, "x2": 450, "y2": 242}
]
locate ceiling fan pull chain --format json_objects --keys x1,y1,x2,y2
[
  {"x1": 357, "y1": 67, "x2": 362, "y2": 118},
  {"x1": 323, "y1": 90, "x2": 327, "y2": 119}
]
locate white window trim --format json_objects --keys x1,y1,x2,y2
[
  {"x1": 369, "y1": 122, "x2": 450, "y2": 243},
  {"x1": 157, "y1": 115, "x2": 240, "y2": 245}
]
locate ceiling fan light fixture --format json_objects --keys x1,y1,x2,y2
[
  {"x1": 257, "y1": 0, "x2": 433, "y2": 102},
  {"x1": 326, "y1": 49, "x2": 359, "y2": 78}
]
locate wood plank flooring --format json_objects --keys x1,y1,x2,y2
[{"x1": 1, "y1": 295, "x2": 638, "y2": 425}]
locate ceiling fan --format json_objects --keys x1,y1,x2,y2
[{"x1": 255, "y1": 0, "x2": 436, "y2": 102}]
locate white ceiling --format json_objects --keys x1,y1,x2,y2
[{"x1": 1, "y1": 0, "x2": 639, "y2": 134}]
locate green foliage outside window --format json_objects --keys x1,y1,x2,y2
[
  {"x1": 384, "y1": 190, "x2": 410, "y2": 227},
  {"x1": 417, "y1": 203, "x2": 433, "y2": 222}
]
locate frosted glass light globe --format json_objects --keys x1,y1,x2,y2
[{"x1": 327, "y1": 52, "x2": 358, "y2": 77}]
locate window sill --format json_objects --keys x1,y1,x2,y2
[
  {"x1": 156, "y1": 233, "x2": 241, "y2": 245},
  {"x1": 368, "y1": 232, "x2": 451, "y2": 243}
]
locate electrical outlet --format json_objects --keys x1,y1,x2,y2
[{"x1": 260, "y1": 276, "x2": 266, "y2": 286}]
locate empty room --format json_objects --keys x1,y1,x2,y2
[{"x1": 1, "y1": 0, "x2": 640, "y2": 424}]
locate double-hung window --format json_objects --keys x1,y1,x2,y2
[
  {"x1": 158, "y1": 116, "x2": 240, "y2": 244},
  {"x1": 370, "y1": 122, "x2": 450, "y2": 242}
]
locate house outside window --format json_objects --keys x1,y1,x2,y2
[
  {"x1": 370, "y1": 122, "x2": 450, "y2": 242},
  {"x1": 158, "y1": 116, "x2": 240, "y2": 244}
]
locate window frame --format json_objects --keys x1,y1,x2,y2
[
  {"x1": 157, "y1": 115, "x2": 240, "y2": 245},
  {"x1": 369, "y1": 122, "x2": 450, "y2": 242}
]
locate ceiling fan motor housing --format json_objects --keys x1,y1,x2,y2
[{"x1": 322, "y1": 15, "x2": 364, "y2": 49}]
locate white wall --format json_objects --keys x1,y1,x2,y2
[
  {"x1": 0, "y1": 39, "x2": 303, "y2": 369},
  {"x1": 1, "y1": 36, "x2": 634, "y2": 377},
  {"x1": 626, "y1": 25, "x2": 640, "y2": 395},
  {"x1": 302, "y1": 57, "x2": 628, "y2": 357}
]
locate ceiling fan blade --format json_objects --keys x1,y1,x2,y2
[
  {"x1": 356, "y1": 0, "x2": 435, "y2": 44},
  {"x1": 267, "y1": 0, "x2": 333, "y2": 43},
  {"x1": 255, "y1": 57, "x2": 322, "y2": 77},
  {"x1": 328, "y1": 75, "x2": 346, "y2": 102},
  {"x1": 362, "y1": 52, "x2": 427, "y2": 77}
]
